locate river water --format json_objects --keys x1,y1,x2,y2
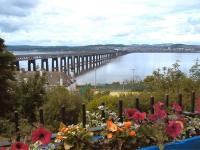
[
  {"x1": 13, "y1": 51, "x2": 200, "y2": 85},
  {"x1": 76, "y1": 53, "x2": 200, "y2": 85}
]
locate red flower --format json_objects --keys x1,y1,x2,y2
[
  {"x1": 124, "y1": 108, "x2": 138, "y2": 119},
  {"x1": 32, "y1": 127, "x2": 52, "y2": 144},
  {"x1": 153, "y1": 102, "x2": 164, "y2": 111},
  {"x1": 0, "y1": 147, "x2": 6, "y2": 150},
  {"x1": 148, "y1": 102, "x2": 167, "y2": 122},
  {"x1": 11, "y1": 142, "x2": 28, "y2": 150},
  {"x1": 166, "y1": 121, "x2": 183, "y2": 138},
  {"x1": 156, "y1": 109, "x2": 167, "y2": 119},
  {"x1": 172, "y1": 102, "x2": 182, "y2": 113},
  {"x1": 148, "y1": 114, "x2": 158, "y2": 122},
  {"x1": 133, "y1": 111, "x2": 146, "y2": 122}
]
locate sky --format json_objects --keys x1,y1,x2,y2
[{"x1": 0, "y1": 0, "x2": 200, "y2": 46}]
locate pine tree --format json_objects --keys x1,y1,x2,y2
[{"x1": 0, "y1": 38, "x2": 16, "y2": 116}]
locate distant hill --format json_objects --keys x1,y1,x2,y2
[{"x1": 7, "y1": 43, "x2": 200, "y2": 53}]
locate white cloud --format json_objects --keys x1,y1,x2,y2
[{"x1": 1, "y1": 0, "x2": 200, "y2": 45}]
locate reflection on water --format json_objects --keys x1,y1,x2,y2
[{"x1": 76, "y1": 53, "x2": 200, "y2": 85}]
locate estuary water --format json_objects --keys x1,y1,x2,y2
[
  {"x1": 13, "y1": 51, "x2": 200, "y2": 85},
  {"x1": 76, "y1": 53, "x2": 200, "y2": 85}
]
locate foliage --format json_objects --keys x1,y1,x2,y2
[
  {"x1": 15, "y1": 72, "x2": 46, "y2": 122},
  {"x1": 78, "y1": 84, "x2": 94, "y2": 101},
  {"x1": 43, "y1": 87, "x2": 84, "y2": 131},
  {"x1": 190, "y1": 59, "x2": 200, "y2": 81},
  {"x1": 87, "y1": 95, "x2": 120, "y2": 112},
  {"x1": 0, "y1": 38, "x2": 16, "y2": 117}
]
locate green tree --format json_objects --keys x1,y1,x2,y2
[
  {"x1": 0, "y1": 38, "x2": 16, "y2": 117},
  {"x1": 143, "y1": 61, "x2": 187, "y2": 93},
  {"x1": 16, "y1": 72, "x2": 46, "y2": 122},
  {"x1": 190, "y1": 59, "x2": 200, "y2": 81}
]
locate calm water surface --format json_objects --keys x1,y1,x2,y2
[{"x1": 76, "y1": 53, "x2": 200, "y2": 85}]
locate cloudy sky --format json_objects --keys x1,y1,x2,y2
[{"x1": 0, "y1": 0, "x2": 200, "y2": 46}]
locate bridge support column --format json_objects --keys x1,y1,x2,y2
[
  {"x1": 99, "y1": 54, "x2": 102, "y2": 65},
  {"x1": 60, "y1": 57, "x2": 66, "y2": 72},
  {"x1": 97, "y1": 54, "x2": 100, "y2": 66},
  {"x1": 89, "y1": 55, "x2": 92, "y2": 69},
  {"x1": 41, "y1": 59, "x2": 49, "y2": 71},
  {"x1": 106, "y1": 54, "x2": 109, "y2": 63},
  {"x1": 86, "y1": 56, "x2": 89, "y2": 70},
  {"x1": 52, "y1": 58, "x2": 58, "y2": 72},
  {"x1": 82, "y1": 56, "x2": 84, "y2": 71},
  {"x1": 93, "y1": 55, "x2": 95, "y2": 68},
  {"x1": 73, "y1": 56, "x2": 76, "y2": 75},
  {"x1": 76, "y1": 56, "x2": 80, "y2": 75},
  {"x1": 28, "y1": 59, "x2": 36, "y2": 71},
  {"x1": 95, "y1": 55, "x2": 98, "y2": 67},
  {"x1": 15, "y1": 61, "x2": 20, "y2": 71},
  {"x1": 67, "y1": 57, "x2": 71, "y2": 75}
]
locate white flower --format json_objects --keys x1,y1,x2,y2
[
  {"x1": 98, "y1": 105, "x2": 104, "y2": 110},
  {"x1": 134, "y1": 124, "x2": 140, "y2": 129},
  {"x1": 117, "y1": 122, "x2": 123, "y2": 127}
]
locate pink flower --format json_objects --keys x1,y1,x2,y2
[
  {"x1": 124, "y1": 108, "x2": 138, "y2": 119},
  {"x1": 154, "y1": 102, "x2": 164, "y2": 111},
  {"x1": 156, "y1": 109, "x2": 167, "y2": 119},
  {"x1": 166, "y1": 121, "x2": 183, "y2": 138},
  {"x1": 172, "y1": 102, "x2": 182, "y2": 113},
  {"x1": 133, "y1": 111, "x2": 146, "y2": 122},
  {"x1": 148, "y1": 102, "x2": 167, "y2": 122},
  {"x1": 11, "y1": 142, "x2": 28, "y2": 150},
  {"x1": 148, "y1": 114, "x2": 158, "y2": 122},
  {"x1": 32, "y1": 127, "x2": 52, "y2": 144}
]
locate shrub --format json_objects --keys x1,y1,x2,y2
[{"x1": 43, "y1": 87, "x2": 84, "y2": 131}]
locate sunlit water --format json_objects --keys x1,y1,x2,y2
[{"x1": 13, "y1": 51, "x2": 200, "y2": 85}]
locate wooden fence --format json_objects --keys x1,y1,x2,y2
[{"x1": 0, "y1": 91, "x2": 199, "y2": 147}]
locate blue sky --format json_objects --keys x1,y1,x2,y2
[{"x1": 0, "y1": 0, "x2": 200, "y2": 46}]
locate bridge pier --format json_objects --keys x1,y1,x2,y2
[
  {"x1": 41, "y1": 59, "x2": 49, "y2": 71},
  {"x1": 28, "y1": 60, "x2": 36, "y2": 71},
  {"x1": 81, "y1": 56, "x2": 84, "y2": 71},
  {"x1": 15, "y1": 61, "x2": 20, "y2": 71},
  {"x1": 86, "y1": 56, "x2": 89, "y2": 70},
  {"x1": 76, "y1": 56, "x2": 80, "y2": 75},
  {"x1": 67, "y1": 57, "x2": 71, "y2": 75},
  {"x1": 97, "y1": 54, "x2": 101, "y2": 66},
  {"x1": 93, "y1": 55, "x2": 95, "y2": 68},
  {"x1": 89, "y1": 55, "x2": 92, "y2": 69},
  {"x1": 60, "y1": 57, "x2": 66, "y2": 72},
  {"x1": 52, "y1": 58, "x2": 58, "y2": 72}
]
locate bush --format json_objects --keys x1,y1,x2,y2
[{"x1": 43, "y1": 87, "x2": 84, "y2": 131}]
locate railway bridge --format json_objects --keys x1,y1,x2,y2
[{"x1": 15, "y1": 49, "x2": 127, "y2": 76}]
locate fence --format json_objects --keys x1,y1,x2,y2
[{"x1": 0, "y1": 91, "x2": 199, "y2": 147}]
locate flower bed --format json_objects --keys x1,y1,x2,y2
[
  {"x1": 54, "y1": 101, "x2": 200, "y2": 150},
  {"x1": 1, "y1": 101, "x2": 200, "y2": 150}
]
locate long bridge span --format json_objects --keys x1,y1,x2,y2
[{"x1": 15, "y1": 49, "x2": 127, "y2": 76}]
